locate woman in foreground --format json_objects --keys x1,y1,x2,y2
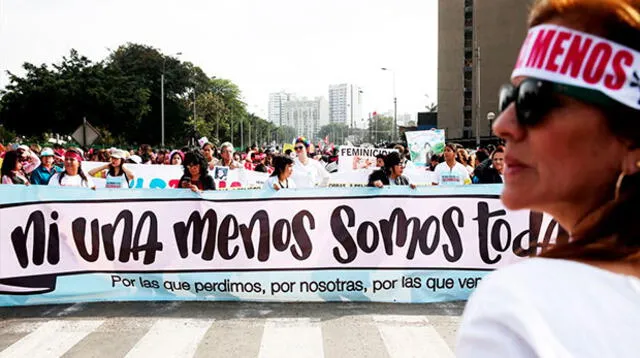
[
  {"x1": 457, "y1": 0, "x2": 640, "y2": 356},
  {"x1": 263, "y1": 155, "x2": 296, "y2": 191},
  {"x1": 179, "y1": 151, "x2": 215, "y2": 192}
]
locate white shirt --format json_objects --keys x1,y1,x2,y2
[
  {"x1": 105, "y1": 173, "x2": 130, "y2": 189},
  {"x1": 48, "y1": 172, "x2": 95, "y2": 188},
  {"x1": 434, "y1": 161, "x2": 470, "y2": 185},
  {"x1": 457, "y1": 258, "x2": 640, "y2": 358},
  {"x1": 388, "y1": 175, "x2": 411, "y2": 186},
  {"x1": 263, "y1": 176, "x2": 296, "y2": 191},
  {"x1": 291, "y1": 157, "x2": 330, "y2": 188}
]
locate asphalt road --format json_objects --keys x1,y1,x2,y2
[{"x1": 0, "y1": 301, "x2": 466, "y2": 358}]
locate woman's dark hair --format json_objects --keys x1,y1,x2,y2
[
  {"x1": 270, "y1": 155, "x2": 294, "y2": 178},
  {"x1": 182, "y1": 150, "x2": 209, "y2": 178},
  {"x1": 444, "y1": 143, "x2": 457, "y2": 153},
  {"x1": 1, "y1": 150, "x2": 19, "y2": 178},
  {"x1": 384, "y1": 152, "x2": 402, "y2": 169},
  {"x1": 490, "y1": 146, "x2": 505, "y2": 159},
  {"x1": 107, "y1": 157, "x2": 128, "y2": 181},
  {"x1": 456, "y1": 148, "x2": 470, "y2": 165},
  {"x1": 475, "y1": 148, "x2": 490, "y2": 164},
  {"x1": 528, "y1": 0, "x2": 640, "y2": 261}
]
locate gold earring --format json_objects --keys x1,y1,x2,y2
[
  {"x1": 636, "y1": 160, "x2": 640, "y2": 169},
  {"x1": 615, "y1": 172, "x2": 626, "y2": 201}
]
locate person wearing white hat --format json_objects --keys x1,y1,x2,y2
[
  {"x1": 88, "y1": 149, "x2": 135, "y2": 189},
  {"x1": 30, "y1": 147, "x2": 62, "y2": 185},
  {"x1": 127, "y1": 155, "x2": 142, "y2": 164}
]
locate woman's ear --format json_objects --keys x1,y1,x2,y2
[{"x1": 622, "y1": 148, "x2": 640, "y2": 176}]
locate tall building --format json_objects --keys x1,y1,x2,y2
[
  {"x1": 282, "y1": 97, "x2": 329, "y2": 140},
  {"x1": 328, "y1": 84, "x2": 363, "y2": 128},
  {"x1": 438, "y1": 0, "x2": 531, "y2": 141},
  {"x1": 268, "y1": 92, "x2": 291, "y2": 125}
]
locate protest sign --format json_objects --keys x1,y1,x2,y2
[
  {"x1": 338, "y1": 146, "x2": 398, "y2": 172},
  {"x1": 282, "y1": 143, "x2": 295, "y2": 154},
  {"x1": 83, "y1": 160, "x2": 436, "y2": 188},
  {"x1": 329, "y1": 168, "x2": 435, "y2": 186},
  {"x1": 0, "y1": 185, "x2": 566, "y2": 306},
  {"x1": 82, "y1": 162, "x2": 269, "y2": 190},
  {"x1": 405, "y1": 130, "x2": 446, "y2": 167}
]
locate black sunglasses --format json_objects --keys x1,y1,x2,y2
[
  {"x1": 295, "y1": 146, "x2": 305, "y2": 150},
  {"x1": 499, "y1": 78, "x2": 618, "y2": 127},
  {"x1": 499, "y1": 78, "x2": 555, "y2": 127}
]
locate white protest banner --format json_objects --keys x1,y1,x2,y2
[
  {"x1": 82, "y1": 162, "x2": 269, "y2": 190},
  {"x1": 84, "y1": 160, "x2": 436, "y2": 189},
  {"x1": 338, "y1": 146, "x2": 398, "y2": 173},
  {"x1": 405, "y1": 129, "x2": 446, "y2": 167},
  {"x1": 0, "y1": 185, "x2": 566, "y2": 306},
  {"x1": 329, "y1": 168, "x2": 436, "y2": 186}
]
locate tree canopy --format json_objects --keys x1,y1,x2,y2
[{"x1": 0, "y1": 44, "x2": 281, "y2": 149}]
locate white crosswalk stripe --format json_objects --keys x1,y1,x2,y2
[
  {"x1": 0, "y1": 312, "x2": 460, "y2": 358},
  {"x1": 258, "y1": 318, "x2": 324, "y2": 358},
  {"x1": 374, "y1": 315, "x2": 455, "y2": 358},
  {"x1": 0, "y1": 320, "x2": 104, "y2": 358},
  {"x1": 124, "y1": 318, "x2": 213, "y2": 358}
]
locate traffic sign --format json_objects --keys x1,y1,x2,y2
[{"x1": 71, "y1": 118, "x2": 100, "y2": 147}]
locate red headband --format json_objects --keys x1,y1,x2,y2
[{"x1": 64, "y1": 150, "x2": 83, "y2": 163}]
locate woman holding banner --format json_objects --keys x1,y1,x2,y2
[
  {"x1": 263, "y1": 155, "x2": 296, "y2": 191},
  {"x1": 457, "y1": 1, "x2": 640, "y2": 356},
  {"x1": 48, "y1": 148, "x2": 96, "y2": 189},
  {"x1": 179, "y1": 151, "x2": 215, "y2": 192},
  {"x1": 368, "y1": 152, "x2": 416, "y2": 189},
  {"x1": 291, "y1": 136, "x2": 330, "y2": 188},
  {"x1": 88, "y1": 149, "x2": 135, "y2": 189},
  {"x1": 433, "y1": 143, "x2": 471, "y2": 186}
]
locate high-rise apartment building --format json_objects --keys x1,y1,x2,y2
[
  {"x1": 282, "y1": 97, "x2": 329, "y2": 140},
  {"x1": 438, "y1": 0, "x2": 531, "y2": 141},
  {"x1": 268, "y1": 92, "x2": 291, "y2": 125},
  {"x1": 329, "y1": 84, "x2": 363, "y2": 128}
]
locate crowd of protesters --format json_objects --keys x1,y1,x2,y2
[{"x1": 0, "y1": 136, "x2": 505, "y2": 191}]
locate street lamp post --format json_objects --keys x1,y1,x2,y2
[
  {"x1": 381, "y1": 68, "x2": 397, "y2": 142},
  {"x1": 161, "y1": 52, "x2": 182, "y2": 148}
]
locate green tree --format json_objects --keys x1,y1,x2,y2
[
  {"x1": 188, "y1": 91, "x2": 226, "y2": 143},
  {"x1": 105, "y1": 43, "x2": 204, "y2": 146},
  {"x1": 367, "y1": 115, "x2": 394, "y2": 144},
  {"x1": 208, "y1": 78, "x2": 243, "y2": 142},
  {"x1": 318, "y1": 123, "x2": 349, "y2": 145},
  {"x1": 0, "y1": 44, "x2": 256, "y2": 149},
  {"x1": 276, "y1": 125, "x2": 298, "y2": 144}
]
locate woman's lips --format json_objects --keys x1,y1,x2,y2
[{"x1": 504, "y1": 157, "x2": 529, "y2": 178}]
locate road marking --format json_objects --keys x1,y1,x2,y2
[
  {"x1": 56, "y1": 303, "x2": 86, "y2": 317},
  {"x1": 258, "y1": 318, "x2": 324, "y2": 358},
  {"x1": 124, "y1": 318, "x2": 212, "y2": 358},
  {"x1": 0, "y1": 320, "x2": 103, "y2": 358},
  {"x1": 375, "y1": 315, "x2": 454, "y2": 358}
]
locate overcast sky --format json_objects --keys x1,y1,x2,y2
[{"x1": 0, "y1": 0, "x2": 437, "y2": 124}]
